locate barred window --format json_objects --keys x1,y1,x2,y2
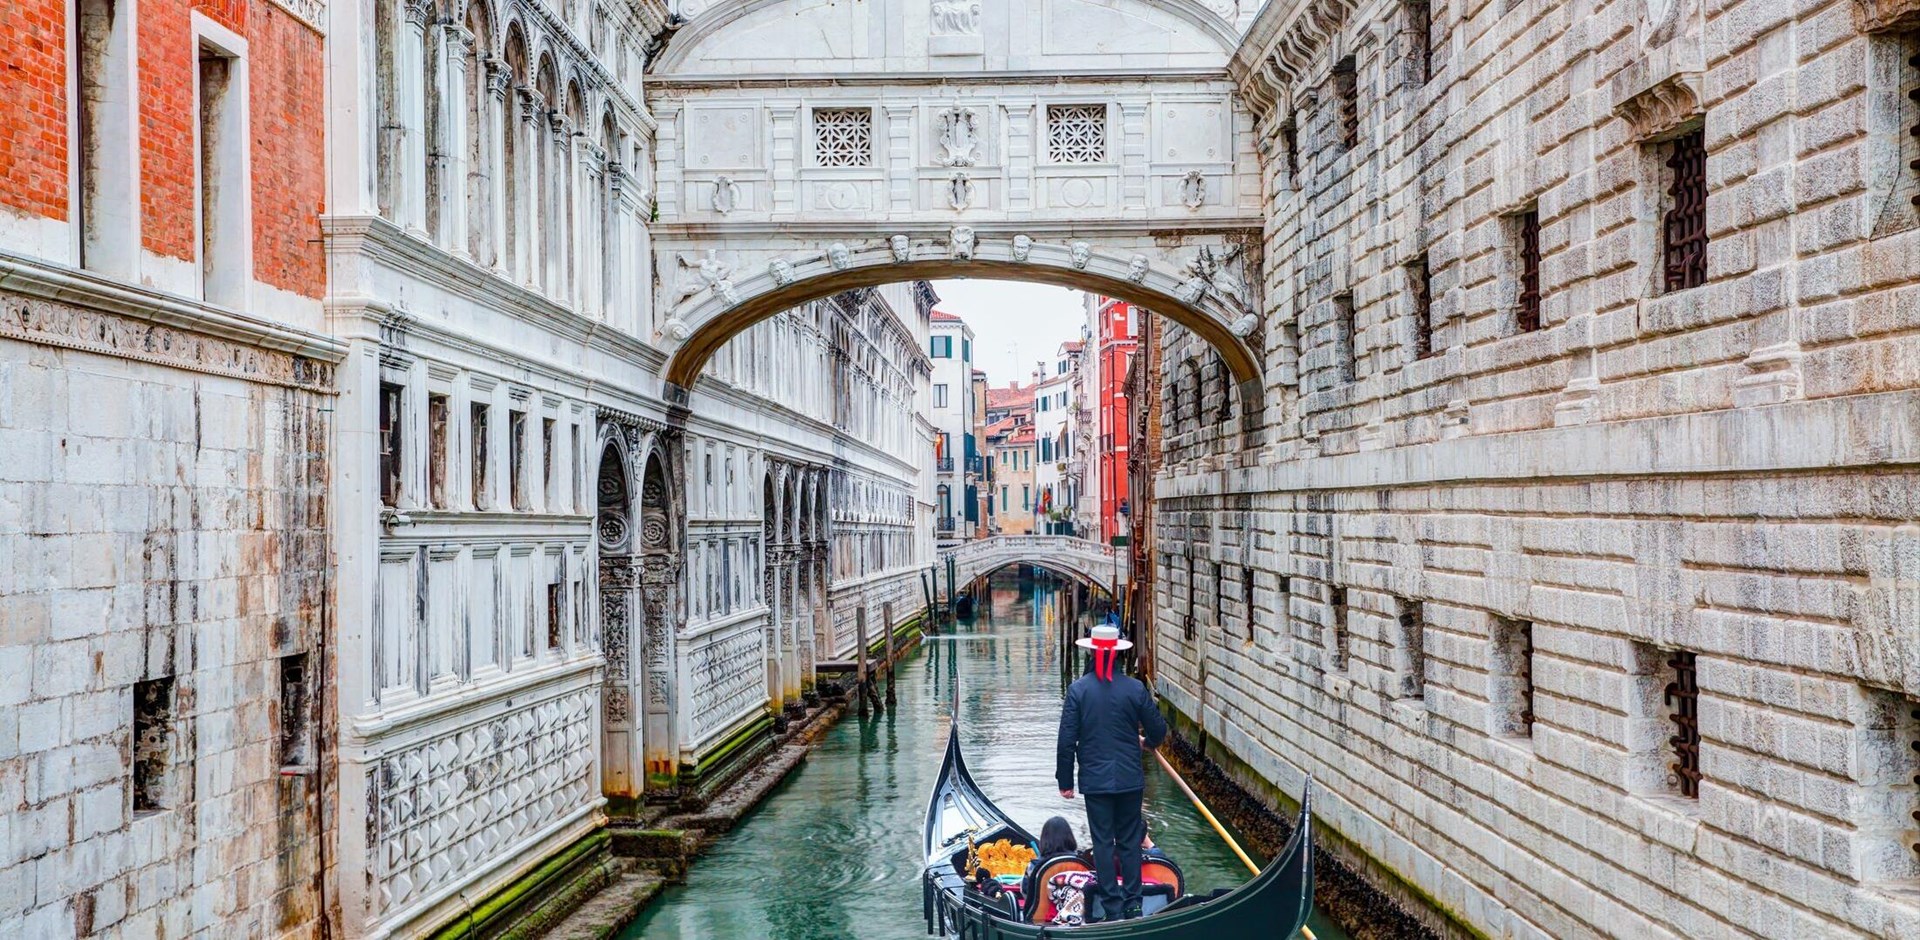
[
  {"x1": 1328, "y1": 586, "x2": 1350, "y2": 671},
  {"x1": 812, "y1": 108, "x2": 873, "y2": 167},
  {"x1": 1047, "y1": 104, "x2": 1108, "y2": 163},
  {"x1": 1517, "y1": 209, "x2": 1542, "y2": 332},
  {"x1": 1409, "y1": 253, "x2": 1433, "y2": 360},
  {"x1": 1661, "y1": 127, "x2": 1708, "y2": 293},
  {"x1": 1333, "y1": 56, "x2": 1359, "y2": 150},
  {"x1": 1665, "y1": 649, "x2": 1701, "y2": 798}
]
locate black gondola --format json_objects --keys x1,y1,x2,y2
[{"x1": 921, "y1": 719, "x2": 1315, "y2": 938}]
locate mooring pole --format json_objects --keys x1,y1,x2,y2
[
  {"x1": 884, "y1": 605, "x2": 897, "y2": 706},
  {"x1": 855, "y1": 610, "x2": 871, "y2": 719},
  {"x1": 946, "y1": 555, "x2": 958, "y2": 621},
  {"x1": 920, "y1": 569, "x2": 936, "y2": 636}
]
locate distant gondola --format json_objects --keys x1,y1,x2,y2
[{"x1": 921, "y1": 718, "x2": 1315, "y2": 938}]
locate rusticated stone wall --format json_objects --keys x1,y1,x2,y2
[{"x1": 1148, "y1": 0, "x2": 1920, "y2": 938}]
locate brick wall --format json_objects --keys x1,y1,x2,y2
[
  {"x1": 247, "y1": 2, "x2": 324, "y2": 299},
  {"x1": 1150, "y1": 0, "x2": 1920, "y2": 937},
  {"x1": 0, "y1": 0, "x2": 72, "y2": 222},
  {"x1": 138, "y1": 0, "x2": 198, "y2": 261}
]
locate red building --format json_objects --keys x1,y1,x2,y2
[{"x1": 1093, "y1": 296, "x2": 1139, "y2": 543}]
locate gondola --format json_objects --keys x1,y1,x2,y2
[{"x1": 921, "y1": 718, "x2": 1315, "y2": 939}]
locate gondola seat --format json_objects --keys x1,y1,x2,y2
[
  {"x1": 1021, "y1": 855, "x2": 1187, "y2": 923},
  {"x1": 1023, "y1": 855, "x2": 1094, "y2": 923}
]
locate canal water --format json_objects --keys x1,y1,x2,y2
[{"x1": 624, "y1": 572, "x2": 1348, "y2": 940}]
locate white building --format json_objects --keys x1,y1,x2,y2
[{"x1": 928, "y1": 308, "x2": 976, "y2": 543}]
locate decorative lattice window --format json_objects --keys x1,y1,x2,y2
[
  {"x1": 812, "y1": 108, "x2": 873, "y2": 167},
  {"x1": 1047, "y1": 104, "x2": 1108, "y2": 163}
]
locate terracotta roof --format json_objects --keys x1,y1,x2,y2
[
  {"x1": 931, "y1": 308, "x2": 964, "y2": 323},
  {"x1": 1007, "y1": 426, "x2": 1036, "y2": 444},
  {"x1": 986, "y1": 383, "x2": 1031, "y2": 408},
  {"x1": 1062, "y1": 341, "x2": 1084, "y2": 353}
]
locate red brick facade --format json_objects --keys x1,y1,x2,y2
[
  {"x1": 248, "y1": 3, "x2": 325, "y2": 297},
  {"x1": 0, "y1": 0, "x2": 71, "y2": 221},
  {"x1": 2, "y1": 0, "x2": 323, "y2": 300}
]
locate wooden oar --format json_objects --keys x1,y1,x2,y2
[{"x1": 1152, "y1": 749, "x2": 1317, "y2": 940}]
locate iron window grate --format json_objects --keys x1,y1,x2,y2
[
  {"x1": 1662, "y1": 128, "x2": 1708, "y2": 293},
  {"x1": 1518, "y1": 210, "x2": 1542, "y2": 331},
  {"x1": 1665, "y1": 649, "x2": 1702, "y2": 798}
]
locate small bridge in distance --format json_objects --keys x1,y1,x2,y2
[{"x1": 939, "y1": 535, "x2": 1127, "y2": 599}]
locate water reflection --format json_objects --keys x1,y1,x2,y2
[{"x1": 623, "y1": 572, "x2": 1346, "y2": 940}]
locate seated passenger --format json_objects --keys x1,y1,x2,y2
[
  {"x1": 1024, "y1": 816, "x2": 1096, "y2": 925},
  {"x1": 1039, "y1": 816, "x2": 1079, "y2": 859}
]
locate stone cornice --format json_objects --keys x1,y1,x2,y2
[
  {"x1": 322, "y1": 213, "x2": 667, "y2": 367},
  {"x1": 0, "y1": 250, "x2": 343, "y2": 391},
  {"x1": 1853, "y1": 0, "x2": 1920, "y2": 33},
  {"x1": 1611, "y1": 68, "x2": 1705, "y2": 143},
  {"x1": 1230, "y1": 0, "x2": 1361, "y2": 124},
  {"x1": 649, "y1": 67, "x2": 1235, "y2": 92},
  {"x1": 1156, "y1": 388, "x2": 1920, "y2": 500},
  {"x1": 651, "y1": 217, "x2": 1262, "y2": 239}
]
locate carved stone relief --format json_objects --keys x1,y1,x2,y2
[
  {"x1": 949, "y1": 226, "x2": 977, "y2": 260},
  {"x1": 930, "y1": 0, "x2": 982, "y2": 36},
  {"x1": 937, "y1": 107, "x2": 981, "y2": 167},
  {"x1": 946, "y1": 172, "x2": 974, "y2": 210},
  {"x1": 711, "y1": 175, "x2": 739, "y2": 215}
]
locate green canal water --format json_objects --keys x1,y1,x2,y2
[{"x1": 623, "y1": 573, "x2": 1349, "y2": 940}]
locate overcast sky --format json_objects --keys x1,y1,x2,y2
[{"x1": 928, "y1": 279, "x2": 1087, "y2": 387}]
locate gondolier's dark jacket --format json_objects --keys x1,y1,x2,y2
[{"x1": 1056, "y1": 667, "x2": 1169, "y2": 795}]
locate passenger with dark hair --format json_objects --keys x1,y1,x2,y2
[{"x1": 1037, "y1": 816, "x2": 1078, "y2": 858}]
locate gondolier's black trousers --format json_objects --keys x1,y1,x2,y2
[{"x1": 1084, "y1": 788, "x2": 1146, "y2": 920}]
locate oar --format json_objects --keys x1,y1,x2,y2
[{"x1": 1152, "y1": 749, "x2": 1317, "y2": 940}]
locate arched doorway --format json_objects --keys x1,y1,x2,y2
[
  {"x1": 597, "y1": 441, "x2": 640, "y2": 800},
  {"x1": 761, "y1": 472, "x2": 784, "y2": 713},
  {"x1": 636, "y1": 446, "x2": 681, "y2": 791}
]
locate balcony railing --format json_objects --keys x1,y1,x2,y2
[{"x1": 937, "y1": 456, "x2": 956, "y2": 472}]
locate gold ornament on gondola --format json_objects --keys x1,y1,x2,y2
[{"x1": 973, "y1": 838, "x2": 1036, "y2": 878}]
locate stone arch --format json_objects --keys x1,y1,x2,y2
[
  {"x1": 656, "y1": 236, "x2": 1263, "y2": 419},
  {"x1": 596, "y1": 436, "x2": 641, "y2": 799},
  {"x1": 634, "y1": 440, "x2": 680, "y2": 785},
  {"x1": 972, "y1": 560, "x2": 1115, "y2": 597},
  {"x1": 653, "y1": 0, "x2": 1246, "y2": 75}
]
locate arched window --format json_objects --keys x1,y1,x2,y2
[
  {"x1": 423, "y1": 4, "x2": 445, "y2": 241},
  {"x1": 535, "y1": 55, "x2": 560, "y2": 292},
  {"x1": 564, "y1": 80, "x2": 587, "y2": 307},
  {"x1": 502, "y1": 27, "x2": 528, "y2": 278},
  {"x1": 465, "y1": 3, "x2": 494, "y2": 265}
]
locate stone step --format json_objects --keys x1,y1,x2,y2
[{"x1": 539, "y1": 870, "x2": 668, "y2": 940}]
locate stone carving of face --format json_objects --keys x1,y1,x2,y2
[
  {"x1": 1012, "y1": 234, "x2": 1033, "y2": 262},
  {"x1": 1069, "y1": 241, "x2": 1092, "y2": 269},
  {"x1": 769, "y1": 259, "x2": 795, "y2": 286},
  {"x1": 891, "y1": 234, "x2": 912, "y2": 262},
  {"x1": 1127, "y1": 255, "x2": 1150, "y2": 283},
  {"x1": 950, "y1": 226, "x2": 977, "y2": 260},
  {"x1": 827, "y1": 242, "x2": 852, "y2": 270}
]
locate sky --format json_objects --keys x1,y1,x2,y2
[{"x1": 928, "y1": 279, "x2": 1088, "y2": 388}]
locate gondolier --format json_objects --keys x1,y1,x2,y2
[{"x1": 1056, "y1": 623, "x2": 1168, "y2": 922}]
